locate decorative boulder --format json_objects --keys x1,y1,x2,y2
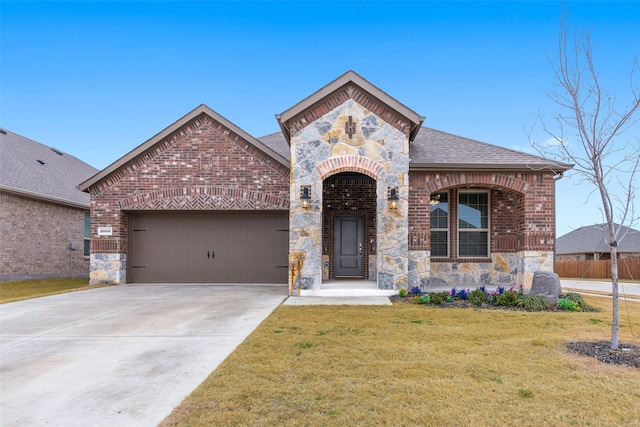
[{"x1": 530, "y1": 270, "x2": 562, "y2": 304}]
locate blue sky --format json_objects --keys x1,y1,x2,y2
[{"x1": 1, "y1": 1, "x2": 639, "y2": 237}]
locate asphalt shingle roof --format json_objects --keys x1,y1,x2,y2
[
  {"x1": 0, "y1": 129, "x2": 98, "y2": 207},
  {"x1": 258, "y1": 126, "x2": 572, "y2": 172},
  {"x1": 556, "y1": 224, "x2": 640, "y2": 254}
]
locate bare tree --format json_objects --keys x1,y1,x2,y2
[{"x1": 532, "y1": 24, "x2": 640, "y2": 350}]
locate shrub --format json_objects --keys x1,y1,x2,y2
[
  {"x1": 418, "y1": 294, "x2": 430, "y2": 304},
  {"x1": 557, "y1": 296, "x2": 581, "y2": 311},
  {"x1": 495, "y1": 291, "x2": 518, "y2": 307},
  {"x1": 430, "y1": 291, "x2": 449, "y2": 305},
  {"x1": 561, "y1": 291, "x2": 597, "y2": 311},
  {"x1": 516, "y1": 295, "x2": 550, "y2": 311},
  {"x1": 468, "y1": 288, "x2": 487, "y2": 307},
  {"x1": 398, "y1": 288, "x2": 407, "y2": 298}
]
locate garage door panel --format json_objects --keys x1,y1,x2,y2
[{"x1": 129, "y1": 212, "x2": 288, "y2": 283}]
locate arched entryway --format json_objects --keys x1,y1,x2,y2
[{"x1": 322, "y1": 172, "x2": 377, "y2": 281}]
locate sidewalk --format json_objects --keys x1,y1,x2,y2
[{"x1": 561, "y1": 279, "x2": 640, "y2": 298}]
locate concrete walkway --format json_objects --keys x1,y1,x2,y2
[{"x1": 0, "y1": 284, "x2": 287, "y2": 426}]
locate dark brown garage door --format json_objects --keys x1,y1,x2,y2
[{"x1": 129, "y1": 211, "x2": 288, "y2": 283}]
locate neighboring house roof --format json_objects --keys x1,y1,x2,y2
[
  {"x1": 79, "y1": 104, "x2": 290, "y2": 192},
  {"x1": 258, "y1": 126, "x2": 572, "y2": 173},
  {"x1": 0, "y1": 129, "x2": 98, "y2": 208},
  {"x1": 556, "y1": 224, "x2": 640, "y2": 255},
  {"x1": 275, "y1": 70, "x2": 426, "y2": 143}
]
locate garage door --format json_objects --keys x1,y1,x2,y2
[{"x1": 129, "y1": 212, "x2": 288, "y2": 283}]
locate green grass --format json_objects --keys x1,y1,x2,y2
[
  {"x1": 161, "y1": 297, "x2": 640, "y2": 427},
  {"x1": 0, "y1": 277, "x2": 97, "y2": 303}
]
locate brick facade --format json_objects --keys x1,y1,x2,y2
[
  {"x1": 407, "y1": 171, "x2": 557, "y2": 287},
  {"x1": 408, "y1": 171, "x2": 556, "y2": 254},
  {"x1": 0, "y1": 192, "x2": 89, "y2": 281},
  {"x1": 87, "y1": 113, "x2": 290, "y2": 284}
]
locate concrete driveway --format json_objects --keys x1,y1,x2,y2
[{"x1": 0, "y1": 284, "x2": 288, "y2": 426}]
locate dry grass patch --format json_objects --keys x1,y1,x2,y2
[
  {"x1": 162, "y1": 297, "x2": 640, "y2": 427},
  {"x1": 0, "y1": 278, "x2": 108, "y2": 303}
]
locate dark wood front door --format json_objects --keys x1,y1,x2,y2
[{"x1": 334, "y1": 215, "x2": 364, "y2": 278}]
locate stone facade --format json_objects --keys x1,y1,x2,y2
[
  {"x1": 87, "y1": 112, "x2": 290, "y2": 284},
  {"x1": 408, "y1": 171, "x2": 557, "y2": 289},
  {"x1": 0, "y1": 192, "x2": 90, "y2": 281},
  {"x1": 288, "y1": 99, "x2": 410, "y2": 290}
]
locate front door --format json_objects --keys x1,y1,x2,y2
[{"x1": 334, "y1": 215, "x2": 364, "y2": 278}]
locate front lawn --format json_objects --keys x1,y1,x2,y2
[
  {"x1": 0, "y1": 278, "x2": 94, "y2": 303},
  {"x1": 161, "y1": 296, "x2": 640, "y2": 426}
]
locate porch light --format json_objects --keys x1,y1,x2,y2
[
  {"x1": 301, "y1": 187, "x2": 311, "y2": 209},
  {"x1": 430, "y1": 193, "x2": 441, "y2": 205},
  {"x1": 388, "y1": 188, "x2": 399, "y2": 210}
]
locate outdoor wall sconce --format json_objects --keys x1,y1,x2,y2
[
  {"x1": 301, "y1": 187, "x2": 311, "y2": 209},
  {"x1": 430, "y1": 193, "x2": 441, "y2": 205},
  {"x1": 388, "y1": 188, "x2": 399, "y2": 210}
]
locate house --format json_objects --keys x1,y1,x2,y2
[
  {"x1": 80, "y1": 71, "x2": 572, "y2": 290},
  {"x1": 0, "y1": 129, "x2": 99, "y2": 281},
  {"x1": 556, "y1": 224, "x2": 640, "y2": 261}
]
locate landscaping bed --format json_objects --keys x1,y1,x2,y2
[{"x1": 391, "y1": 285, "x2": 640, "y2": 369}]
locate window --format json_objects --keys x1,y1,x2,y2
[
  {"x1": 458, "y1": 192, "x2": 489, "y2": 257},
  {"x1": 84, "y1": 213, "x2": 90, "y2": 257},
  {"x1": 430, "y1": 192, "x2": 449, "y2": 257}
]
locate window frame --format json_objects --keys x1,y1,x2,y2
[
  {"x1": 429, "y1": 191, "x2": 449, "y2": 258},
  {"x1": 83, "y1": 212, "x2": 90, "y2": 257},
  {"x1": 457, "y1": 190, "x2": 490, "y2": 258}
]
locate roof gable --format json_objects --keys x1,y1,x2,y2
[
  {"x1": 276, "y1": 70, "x2": 425, "y2": 143},
  {"x1": 0, "y1": 129, "x2": 98, "y2": 208},
  {"x1": 80, "y1": 104, "x2": 289, "y2": 192}
]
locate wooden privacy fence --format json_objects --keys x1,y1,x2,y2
[{"x1": 556, "y1": 257, "x2": 640, "y2": 281}]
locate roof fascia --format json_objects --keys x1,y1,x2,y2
[
  {"x1": 409, "y1": 162, "x2": 574, "y2": 173},
  {"x1": 80, "y1": 104, "x2": 289, "y2": 192},
  {"x1": 276, "y1": 70, "x2": 425, "y2": 143},
  {"x1": 0, "y1": 186, "x2": 89, "y2": 210}
]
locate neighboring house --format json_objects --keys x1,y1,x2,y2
[
  {"x1": 80, "y1": 71, "x2": 572, "y2": 290},
  {"x1": 0, "y1": 129, "x2": 99, "y2": 281},
  {"x1": 556, "y1": 224, "x2": 640, "y2": 261}
]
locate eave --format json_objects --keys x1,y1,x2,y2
[
  {"x1": 0, "y1": 185, "x2": 90, "y2": 210},
  {"x1": 409, "y1": 162, "x2": 574, "y2": 174}
]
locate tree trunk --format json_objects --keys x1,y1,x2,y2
[{"x1": 610, "y1": 245, "x2": 619, "y2": 350}]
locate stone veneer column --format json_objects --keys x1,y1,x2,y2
[
  {"x1": 90, "y1": 253, "x2": 127, "y2": 285},
  {"x1": 289, "y1": 100, "x2": 409, "y2": 290},
  {"x1": 518, "y1": 250, "x2": 554, "y2": 289}
]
